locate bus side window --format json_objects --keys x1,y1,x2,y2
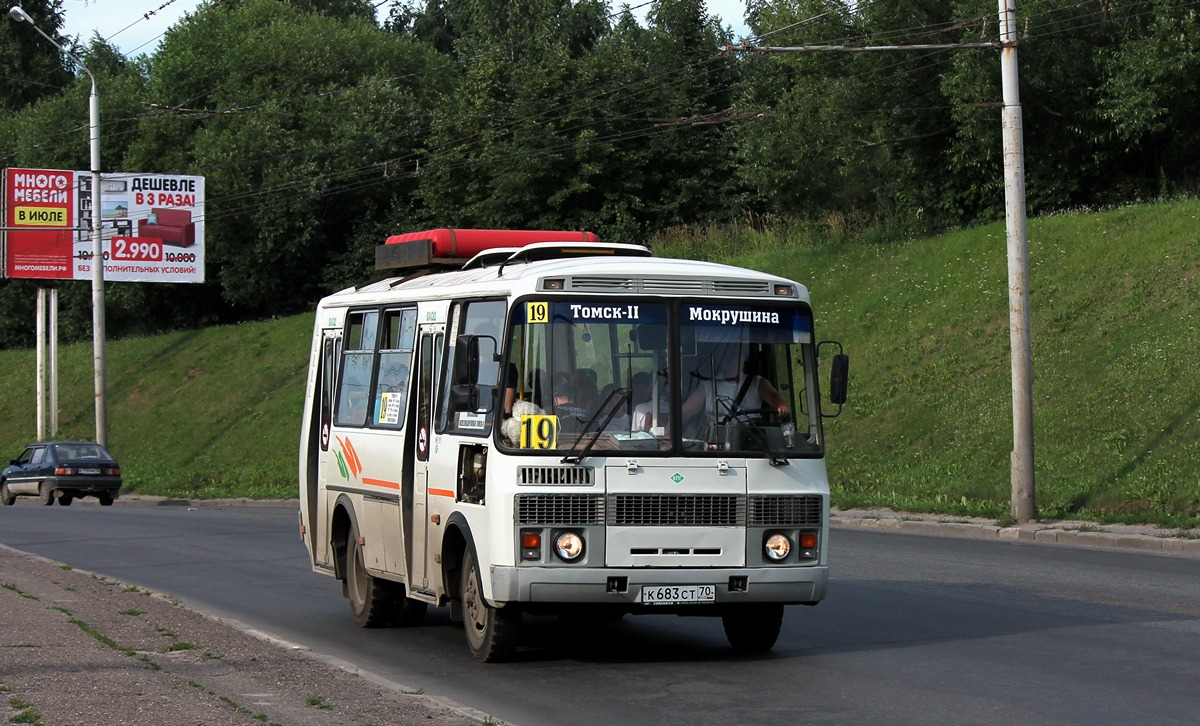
[
  {"x1": 335, "y1": 310, "x2": 379, "y2": 427},
  {"x1": 438, "y1": 299, "x2": 506, "y2": 435},
  {"x1": 371, "y1": 308, "x2": 417, "y2": 428}
]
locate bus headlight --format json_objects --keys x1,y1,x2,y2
[
  {"x1": 764, "y1": 532, "x2": 792, "y2": 561},
  {"x1": 553, "y1": 531, "x2": 585, "y2": 562}
]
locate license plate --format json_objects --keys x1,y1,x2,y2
[
  {"x1": 79, "y1": 468, "x2": 101, "y2": 475},
  {"x1": 640, "y1": 584, "x2": 716, "y2": 605}
]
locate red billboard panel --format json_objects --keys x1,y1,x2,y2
[{"x1": 3, "y1": 168, "x2": 76, "y2": 279}]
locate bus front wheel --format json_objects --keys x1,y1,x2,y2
[
  {"x1": 722, "y1": 603, "x2": 784, "y2": 653},
  {"x1": 460, "y1": 548, "x2": 519, "y2": 662},
  {"x1": 346, "y1": 523, "x2": 394, "y2": 628}
]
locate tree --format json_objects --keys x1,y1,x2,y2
[
  {"x1": 124, "y1": 0, "x2": 445, "y2": 316},
  {"x1": 0, "y1": 0, "x2": 72, "y2": 112}
]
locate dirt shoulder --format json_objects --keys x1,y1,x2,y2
[{"x1": 0, "y1": 543, "x2": 483, "y2": 726}]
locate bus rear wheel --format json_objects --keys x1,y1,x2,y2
[
  {"x1": 346, "y1": 523, "x2": 394, "y2": 628},
  {"x1": 460, "y1": 548, "x2": 519, "y2": 662},
  {"x1": 722, "y1": 603, "x2": 784, "y2": 653}
]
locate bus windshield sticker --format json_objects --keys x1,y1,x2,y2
[
  {"x1": 526, "y1": 301, "x2": 549, "y2": 324},
  {"x1": 456, "y1": 412, "x2": 486, "y2": 430},
  {"x1": 518, "y1": 414, "x2": 559, "y2": 449}
]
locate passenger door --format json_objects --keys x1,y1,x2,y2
[
  {"x1": 406, "y1": 324, "x2": 443, "y2": 597},
  {"x1": 313, "y1": 330, "x2": 341, "y2": 566}
]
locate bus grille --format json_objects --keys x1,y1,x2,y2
[
  {"x1": 749, "y1": 495, "x2": 824, "y2": 526},
  {"x1": 608, "y1": 494, "x2": 744, "y2": 526},
  {"x1": 516, "y1": 466, "x2": 595, "y2": 486},
  {"x1": 515, "y1": 494, "x2": 604, "y2": 525}
]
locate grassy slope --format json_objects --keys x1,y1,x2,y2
[
  {"x1": 0, "y1": 313, "x2": 314, "y2": 498},
  {"x1": 1, "y1": 200, "x2": 1197, "y2": 525},
  {"x1": 677, "y1": 200, "x2": 1199, "y2": 527}
]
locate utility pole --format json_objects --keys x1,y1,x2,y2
[
  {"x1": 724, "y1": 0, "x2": 1037, "y2": 522},
  {"x1": 999, "y1": 0, "x2": 1036, "y2": 523},
  {"x1": 9, "y1": 5, "x2": 108, "y2": 448}
]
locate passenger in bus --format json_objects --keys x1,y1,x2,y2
[
  {"x1": 553, "y1": 383, "x2": 585, "y2": 418},
  {"x1": 570, "y1": 367, "x2": 599, "y2": 410},
  {"x1": 631, "y1": 372, "x2": 669, "y2": 431}
]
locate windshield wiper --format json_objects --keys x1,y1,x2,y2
[{"x1": 561, "y1": 387, "x2": 630, "y2": 465}]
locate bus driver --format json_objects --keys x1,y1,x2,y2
[{"x1": 681, "y1": 348, "x2": 790, "y2": 427}]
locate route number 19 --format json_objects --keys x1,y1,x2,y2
[{"x1": 520, "y1": 415, "x2": 558, "y2": 449}]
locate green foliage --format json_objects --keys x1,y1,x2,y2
[
  {"x1": 3, "y1": 0, "x2": 1200, "y2": 360},
  {"x1": 0, "y1": 0, "x2": 72, "y2": 112}
]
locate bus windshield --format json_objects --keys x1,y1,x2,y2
[{"x1": 501, "y1": 298, "x2": 822, "y2": 457}]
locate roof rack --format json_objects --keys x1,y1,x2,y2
[{"x1": 495, "y1": 241, "x2": 652, "y2": 275}]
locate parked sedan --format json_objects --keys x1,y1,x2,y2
[{"x1": 0, "y1": 442, "x2": 122, "y2": 506}]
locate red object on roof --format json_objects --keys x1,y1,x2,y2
[{"x1": 384, "y1": 228, "x2": 599, "y2": 259}]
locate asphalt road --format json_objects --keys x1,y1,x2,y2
[{"x1": 2, "y1": 503, "x2": 1199, "y2": 725}]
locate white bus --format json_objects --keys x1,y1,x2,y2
[{"x1": 298, "y1": 229, "x2": 848, "y2": 661}]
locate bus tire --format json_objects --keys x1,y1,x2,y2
[
  {"x1": 722, "y1": 603, "x2": 784, "y2": 653},
  {"x1": 461, "y1": 547, "x2": 519, "y2": 662},
  {"x1": 393, "y1": 596, "x2": 428, "y2": 627},
  {"x1": 346, "y1": 523, "x2": 394, "y2": 628}
]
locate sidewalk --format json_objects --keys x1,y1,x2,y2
[
  {"x1": 0, "y1": 540, "x2": 485, "y2": 725},
  {"x1": 832, "y1": 507, "x2": 1200, "y2": 556}
]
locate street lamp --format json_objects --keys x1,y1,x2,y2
[{"x1": 8, "y1": 5, "x2": 108, "y2": 447}]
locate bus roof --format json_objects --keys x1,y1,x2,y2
[{"x1": 323, "y1": 246, "x2": 810, "y2": 308}]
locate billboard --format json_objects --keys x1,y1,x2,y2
[{"x1": 3, "y1": 168, "x2": 205, "y2": 283}]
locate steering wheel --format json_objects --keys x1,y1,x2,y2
[{"x1": 719, "y1": 407, "x2": 776, "y2": 425}]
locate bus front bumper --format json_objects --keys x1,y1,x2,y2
[{"x1": 489, "y1": 565, "x2": 828, "y2": 607}]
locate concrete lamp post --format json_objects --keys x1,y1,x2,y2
[{"x1": 8, "y1": 5, "x2": 108, "y2": 447}]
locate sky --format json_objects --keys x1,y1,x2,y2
[{"x1": 56, "y1": 0, "x2": 753, "y2": 57}]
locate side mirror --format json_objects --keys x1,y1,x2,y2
[
  {"x1": 818, "y1": 340, "x2": 849, "y2": 417},
  {"x1": 449, "y1": 384, "x2": 480, "y2": 412},
  {"x1": 829, "y1": 353, "x2": 848, "y2": 405},
  {"x1": 453, "y1": 335, "x2": 480, "y2": 385}
]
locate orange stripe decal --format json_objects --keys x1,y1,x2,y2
[
  {"x1": 428, "y1": 488, "x2": 456, "y2": 498},
  {"x1": 345, "y1": 439, "x2": 362, "y2": 478},
  {"x1": 362, "y1": 478, "x2": 400, "y2": 489}
]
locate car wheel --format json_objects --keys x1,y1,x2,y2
[
  {"x1": 97, "y1": 492, "x2": 114, "y2": 506},
  {"x1": 38, "y1": 483, "x2": 55, "y2": 506},
  {"x1": 58, "y1": 492, "x2": 73, "y2": 506},
  {"x1": 0, "y1": 481, "x2": 14, "y2": 506},
  {"x1": 461, "y1": 547, "x2": 519, "y2": 662},
  {"x1": 345, "y1": 522, "x2": 394, "y2": 627}
]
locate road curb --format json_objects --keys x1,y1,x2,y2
[{"x1": 832, "y1": 509, "x2": 1200, "y2": 556}]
